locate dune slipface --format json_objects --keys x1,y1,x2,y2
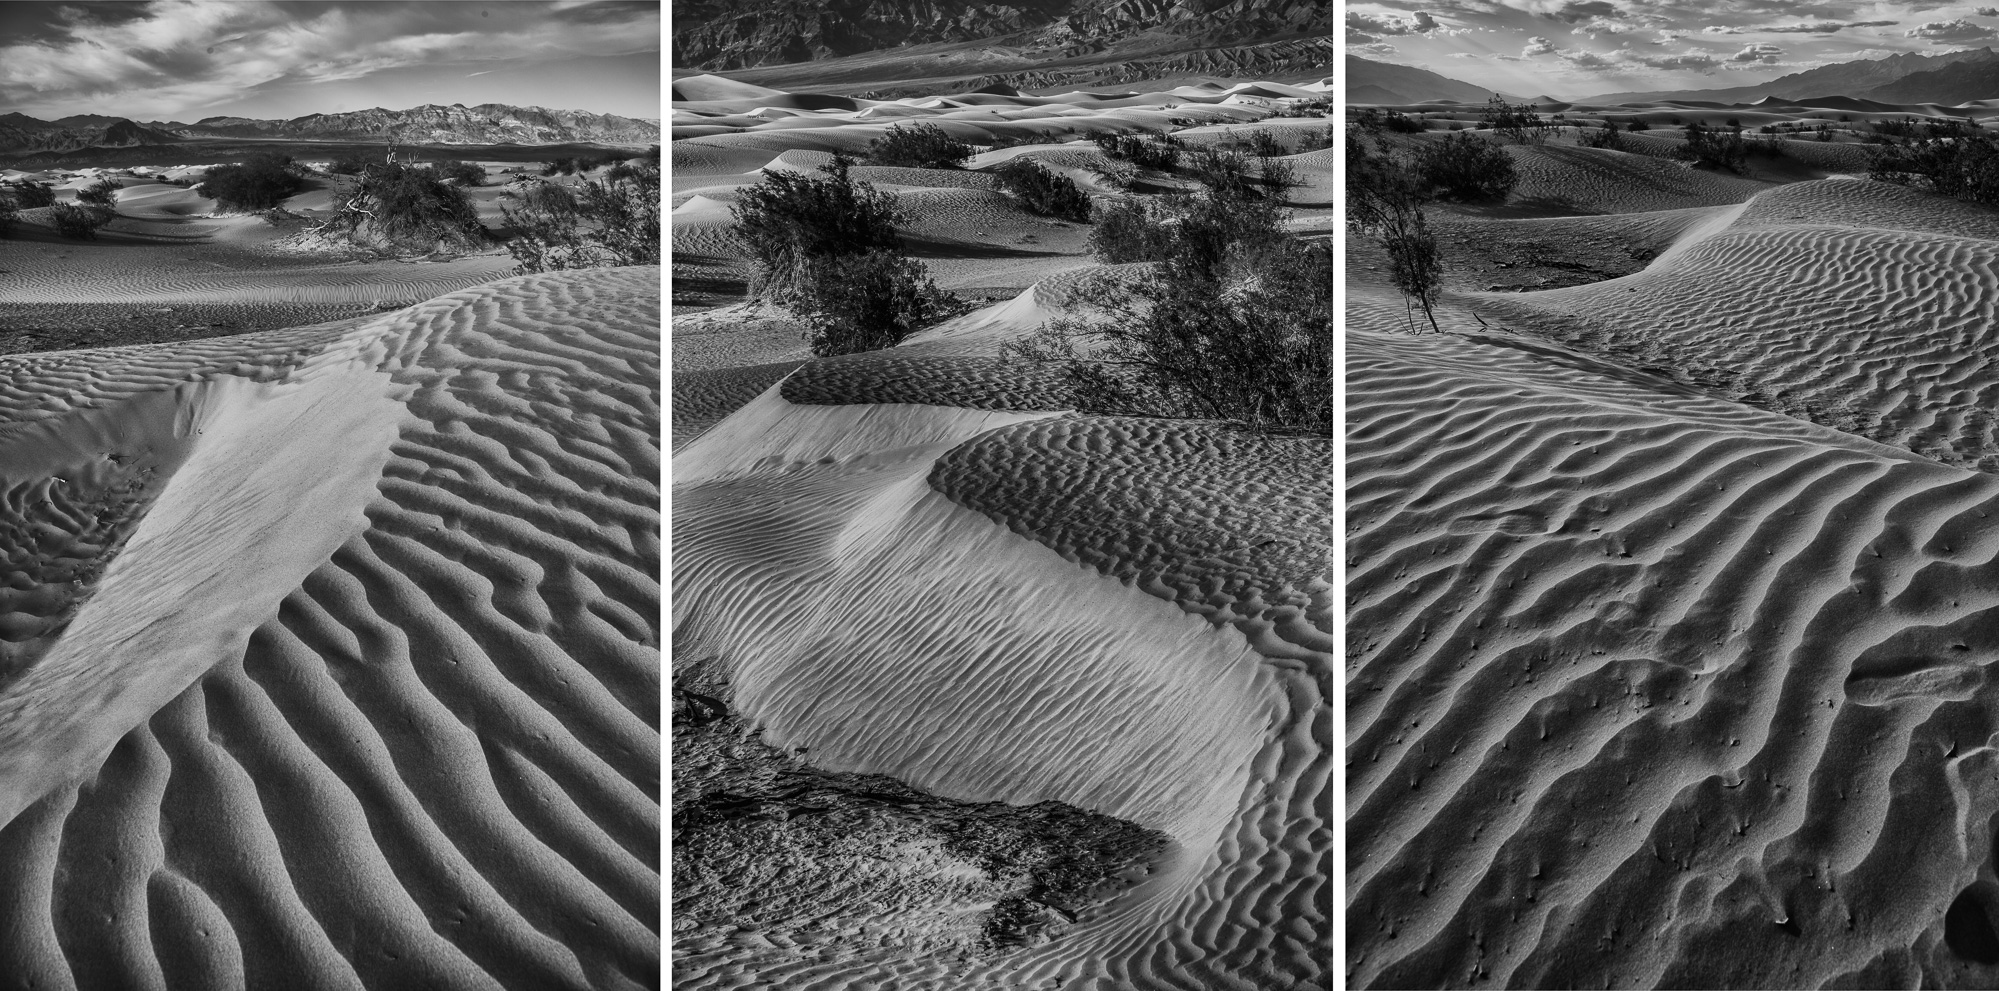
[
  {"x1": 1350, "y1": 111, "x2": 1999, "y2": 987},
  {"x1": 0, "y1": 267, "x2": 660, "y2": 989}
]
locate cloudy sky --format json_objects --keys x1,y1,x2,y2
[
  {"x1": 0, "y1": 1, "x2": 660, "y2": 123},
  {"x1": 1348, "y1": 1, "x2": 1999, "y2": 97}
]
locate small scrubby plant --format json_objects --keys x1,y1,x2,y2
[
  {"x1": 868, "y1": 121, "x2": 975, "y2": 169},
  {"x1": 316, "y1": 155, "x2": 484, "y2": 252},
  {"x1": 504, "y1": 158, "x2": 660, "y2": 272},
  {"x1": 198, "y1": 153, "x2": 307, "y2": 212},
  {"x1": 1411, "y1": 131, "x2": 1517, "y2": 201},
  {"x1": 50, "y1": 202, "x2": 112, "y2": 239},
  {"x1": 11, "y1": 182, "x2": 56, "y2": 208},
  {"x1": 731, "y1": 154, "x2": 961, "y2": 356},
  {"x1": 431, "y1": 160, "x2": 486, "y2": 186},
  {"x1": 993, "y1": 158, "x2": 1091, "y2": 222},
  {"x1": 75, "y1": 178, "x2": 120, "y2": 207},
  {"x1": 1094, "y1": 132, "x2": 1182, "y2": 170}
]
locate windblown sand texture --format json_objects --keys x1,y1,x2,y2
[
  {"x1": 0, "y1": 267, "x2": 660, "y2": 989},
  {"x1": 1350, "y1": 106, "x2": 1999, "y2": 987},
  {"x1": 672, "y1": 76, "x2": 1333, "y2": 987}
]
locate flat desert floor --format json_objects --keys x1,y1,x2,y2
[
  {"x1": 671, "y1": 75, "x2": 1333, "y2": 988},
  {"x1": 0, "y1": 263, "x2": 661, "y2": 988},
  {"x1": 1350, "y1": 102, "x2": 1999, "y2": 987}
]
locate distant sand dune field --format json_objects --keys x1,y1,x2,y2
[{"x1": 0, "y1": 267, "x2": 661, "y2": 989}]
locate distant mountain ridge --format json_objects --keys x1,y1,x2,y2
[
  {"x1": 675, "y1": 0, "x2": 1334, "y2": 71},
  {"x1": 0, "y1": 103, "x2": 659, "y2": 157},
  {"x1": 1346, "y1": 56, "x2": 1518, "y2": 104},
  {"x1": 1584, "y1": 48, "x2": 1999, "y2": 106}
]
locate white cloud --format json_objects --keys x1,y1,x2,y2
[
  {"x1": 1524, "y1": 35, "x2": 1560, "y2": 55},
  {"x1": 1906, "y1": 19, "x2": 1997, "y2": 43},
  {"x1": 1729, "y1": 42, "x2": 1786, "y2": 63}
]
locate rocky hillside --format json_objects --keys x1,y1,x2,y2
[{"x1": 673, "y1": 0, "x2": 1333, "y2": 71}]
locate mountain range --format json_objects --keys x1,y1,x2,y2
[
  {"x1": 1347, "y1": 56, "x2": 1519, "y2": 104},
  {"x1": 0, "y1": 104, "x2": 660, "y2": 158},
  {"x1": 672, "y1": 0, "x2": 1335, "y2": 94},
  {"x1": 1584, "y1": 47, "x2": 1999, "y2": 106}
]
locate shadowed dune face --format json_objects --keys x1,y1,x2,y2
[
  {"x1": 0, "y1": 268, "x2": 661, "y2": 988},
  {"x1": 1350, "y1": 103, "x2": 1999, "y2": 987}
]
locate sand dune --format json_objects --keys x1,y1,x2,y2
[
  {"x1": 0, "y1": 267, "x2": 660, "y2": 988},
  {"x1": 1349, "y1": 107, "x2": 1999, "y2": 986},
  {"x1": 674, "y1": 371, "x2": 1330, "y2": 988}
]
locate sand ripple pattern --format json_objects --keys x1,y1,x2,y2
[
  {"x1": 1349, "y1": 326, "x2": 1999, "y2": 987},
  {"x1": 1476, "y1": 179, "x2": 1999, "y2": 471},
  {"x1": 0, "y1": 268, "x2": 661, "y2": 990}
]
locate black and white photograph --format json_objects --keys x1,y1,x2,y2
[
  {"x1": 0, "y1": 2, "x2": 661, "y2": 987},
  {"x1": 1348, "y1": 2, "x2": 1999, "y2": 987},
  {"x1": 669, "y1": 1, "x2": 1335, "y2": 989}
]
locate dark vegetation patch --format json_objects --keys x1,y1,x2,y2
[
  {"x1": 671, "y1": 662, "x2": 1168, "y2": 958},
  {"x1": 197, "y1": 152, "x2": 308, "y2": 211},
  {"x1": 867, "y1": 121, "x2": 975, "y2": 169}
]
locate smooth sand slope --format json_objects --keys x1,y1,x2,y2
[
  {"x1": 0, "y1": 267, "x2": 661, "y2": 989},
  {"x1": 673, "y1": 308, "x2": 1332, "y2": 987},
  {"x1": 1350, "y1": 127, "x2": 1999, "y2": 986}
]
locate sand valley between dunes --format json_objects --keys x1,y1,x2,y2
[
  {"x1": 0, "y1": 266, "x2": 661, "y2": 989},
  {"x1": 1350, "y1": 100, "x2": 1999, "y2": 987},
  {"x1": 671, "y1": 72, "x2": 1333, "y2": 989}
]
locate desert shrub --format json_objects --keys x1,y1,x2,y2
[
  {"x1": 993, "y1": 158, "x2": 1091, "y2": 221},
  {"x1": 1350, "y1": 135, "x2": 1443, "y2": 333},
  {"x1": 1087, "y1": 158, "x2": 1142, "y2": 190},
  {"x1": 731, "y1": 154, "x2": 959, "y2": 355},
  {"x1": 1088, "y1": 196, "x2": 1177, "y2": 262},
  {"x1": 318, "y1": 159, "x2": 483, "y2": 252},
  {"x1": 1871, "y1": 132, "x2": 1999, "y2": 206},
  {"x1": 0, "y1": 198, "x2": 15, "y2": 238},
  {"x1": 1679, "y1": 121, "x2": 1748, "y2": 172},
  {"x1": 785, "y1": 249, "x2": 957, "y2": 356},
  {"x1": 199, "y1": 153, "x2": 307, "y2": 211},
  {"x1": 75, "y1": 178, "x2": 120, "y2": 207},
  {"x1": 1007, "y1": 145, "x2": 1333, "y2": 433},
  {"x1": 868, "y1": 121, "x2": 975, "y2": 168},
  {"x1": 10, "y1": 181, "x2": 56, "y2": 208},
  {"x1": 1412, "y1": 131, "x2": 1517, "y2": 201},
  {"x1": 50, "y1": 202, "x2": 112, "y2": 239},
  {"x1": 1094, "y1": 132, "x2": 1181, "y2": 170},
  {"x1": 1482, "y1": 97, "x2": 1546, "y2": 144},
  {"x1": 1240, "y1": 129, "x2": 1286, "y2": 157},
  {"x1": 326, "y1": 155, "x2": 372, "y2": 175},
  {"x1": 541, "y1": 157, "x2": 580, "y2": 176},
  {"x1": 1271, "y1": 98, "x2": 1335, "y2": 118},
  {"x1": 504, "y1": 158, "x2": 660, "y2": 272},
  {"x1": 985, "y1": 132, "x2": 1041, "y2": 151},
  {"x1": 1578, "y1": 122, "x2": 1624, "y2": 150},
  {"x1": 431, "y1": 160, "x2": 486, "y2": 186},
  {"x1": 1351, "y1": 108, "x2": 1423, "y2": 134},
  {"x1": 1295, "y1": 124, "x2": 1341, "y2": 152},
  {"x1": 1626, "y1": 118, "x2": 1651, "y2": 132}
]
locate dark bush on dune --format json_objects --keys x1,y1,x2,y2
[
  {"x1": 1007, "y1": 143, "x2": 1333, "y2": 434},
  {"x1": 75, "y1": 178, "x2": 120, "y2": 207},
  {"x1": 1627, "y1": 118, "x2": 1651, "y2": 131},
  {"x1": 541, "y1": 157, "x2": 580, "y2": 176},
  {"x1": 1087, "y1": 196, "x2": 1176, "y2": 262},
  {"x1": 993, "y1": 158, "x2": 1091, "y2": 222},
  {"x1": 1481, "y1": 97, "x2": 1547, "y2": 144},
  {"x1": 1578, "y1": 122, "x2": 1624, "y2": 150},
  {"x1": 10, "y1": 182, "x2": 56, "y2": 208},
  {"x1": 430, "y1": 160, "x2": 487, "y2": 186},
  {"x1": 504, "y1": 157, "x2": 660, "y2": 273},
  {"x1": 1412, "y1": 131, "x2": 1517, "y2": 201},
  {"x1": 1871, "y1": 130, "x2": 1999, "y2": 206},
  {"x1": 318, "y1": 159, "x2": 483, "y2": 252},
  {"x1": 868, "y1": 121, "x2": 976, "y2": 169},
  {"x1": 0, "y1": 198, "x2": 15, "y2": 238},
  {"x1": 1352, "y1": 108, "x2": 1424, "y2": 134},
  {"x1": 326, "y1": 155, "x2": 371, "y2": 176},
  {"x1": 1094, "y1": 132, "x2": 1182, "y2": 170},
  {"x1": 50, "y1": 202, "x2": 112, "y2": 240},
  {"x1": 199, "y1": 153, "x2": 307, "y2": 212},
  {"x1": 1678, "y1": 121, "x2": 1749, "y2": 172},
  {"x1": 732, "y1": 153, "x2": 960, "y2": 356}
]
